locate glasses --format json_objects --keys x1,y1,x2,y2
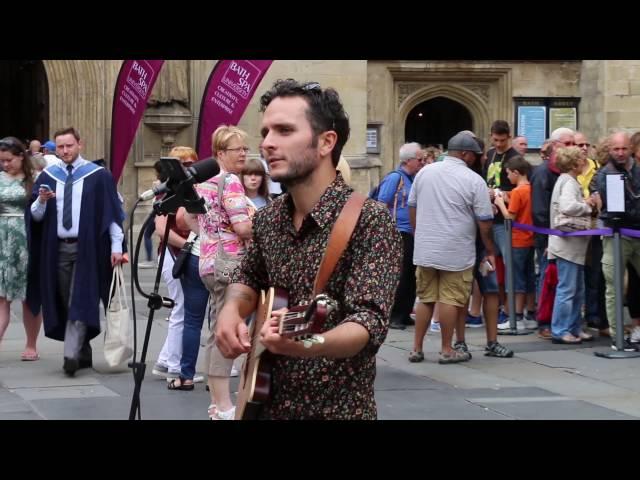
[
  {"x1": 0, "y1": 137, "x2": 18, "y2": 148},
  {"x1": 225, "y1": 147, "x2": 250, "y2": 154},
  {"x1": 577, "y1": 143, "x2": 591, "y2": 148}
]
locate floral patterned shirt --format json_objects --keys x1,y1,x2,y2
[
  {"x1": 232, "y1": 173, "x2": 402, "y2": 420},
  {"x1": 195, "y1": 172, "x2": 252, "y2": 277}
]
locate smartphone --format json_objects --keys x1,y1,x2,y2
[
  {"x1": 40, "y1": 184, "x2": 53, "y2": 192},
  {"x1": 479, "y1": 260, "x2": 494, "y2": 277}
]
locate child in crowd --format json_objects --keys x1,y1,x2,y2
[{"x1": 494, "y1": 156, "x2": 537, "y2": 329}]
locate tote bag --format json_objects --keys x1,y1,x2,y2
[{"x1": 104, "y1": 265, "x2": 134, "y2": 367}]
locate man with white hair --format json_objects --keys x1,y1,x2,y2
[
  {"x1": 530, "y1": 127, "x2": 575, "y2": 338},
  {"x1": 513, "y1": 136, "x2": 528, "y2": 155},
  {"x1": 378, "y1": 142, "x2": 425, "y2": 330}
]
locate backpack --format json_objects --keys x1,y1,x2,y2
[{"x1": 369, "y1": 171, "x2": 405, "y2": 222}]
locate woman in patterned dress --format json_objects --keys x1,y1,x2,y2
[{"x1": 0, "y1": 137, "x2": 43, "y2": 360}]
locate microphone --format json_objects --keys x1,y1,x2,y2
[
  {"x1": 139, "y1": 180, "x2": 169, "y2": 201},
  {"x1": 185, "y1": 157, "x2": 220, "y2": 183},
  {"x1": 138, "y1": 158, "x2": 220, "y2": 202}
]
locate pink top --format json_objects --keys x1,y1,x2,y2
[{"x1": 195, "y1": 172, "x2": 252, "y2": 276}]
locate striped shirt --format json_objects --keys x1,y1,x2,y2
[{"x1": 408, "y1": 156, "x2": 493, "y2": 271}]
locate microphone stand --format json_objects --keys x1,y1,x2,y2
[{"x1": 128, "y1": 208, "x2": 175, "y2": 420}]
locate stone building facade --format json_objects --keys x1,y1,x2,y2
[{"x1": 3, "y1": 60, "x2": 640, "y2": 216}]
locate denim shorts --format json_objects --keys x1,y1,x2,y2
[
  {"x1": 510, "y1": 246, "x2": 536, "y2": 294},
  {"x1": 476, "y1": 223, "x2": 507, "y2": 294}
]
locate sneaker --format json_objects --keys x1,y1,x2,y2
[
  {"x1": 497, "y1": 319, "x2": 525, "y2": 331},
  {"x1": 611, "y1": 337, "x2": 637, "y2": 352},
  {"x1": 152, "y1": 363, "x2": 169, "y2": 377},
  {"x1": 193, "y1": 374, "x2": 205, "y2": 383},
  {"x1": 430, "y1": 321, "x2": 441, "y2": 333},
  {"x1": 454, "y1": 341, "x2": 472, "y2": 359},
  {"x1": 523, "y1": 319, "x2": 538, "y2": 330},
  {"x1": 139, "y1": 260, "x2": 156, "y2": 269},
  {"x1": 631, "y1": 326, "x2": 640, "y2": 344},
  {"x1": 212, "y1": 406, "x2": 236, "y2": 420},
  {"x1": 498, "y1": 309, "x2": 509, "y2": 324},
  {"x1": 485, "y1": 341, "x2": 514, "y2": 358},
  {"x1": 465, "y1": 314, "x2": 483, "y2": 328}
]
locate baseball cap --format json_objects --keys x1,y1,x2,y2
[
  {"x1": 447, "y1": 132, "x2": 482, "y2": 154},
  {"x1": 42, "y1": 140, "x2": 56, "y2": 151}
]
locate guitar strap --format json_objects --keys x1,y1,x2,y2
[{"x1": 312, "y1": 191, "x2": 367, "y2": 298}]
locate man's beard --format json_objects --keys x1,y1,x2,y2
[{"x1": 271, "y1": 149, "x2": 319, "y2": 188}]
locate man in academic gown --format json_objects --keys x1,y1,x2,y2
[{"x1": 26, "y1": 127, "x2": 125, "y2": 376}]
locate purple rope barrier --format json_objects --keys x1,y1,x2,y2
[{"x1": 512, "y1": 222, "x2": 612, "y2": 237}]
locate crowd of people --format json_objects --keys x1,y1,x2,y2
[
  {"x1": 4, "y1": 78, "x2": 640, "y2": 420},
  {"x1": 374, "y1": 122, "x2": 640, "y2": 366}
]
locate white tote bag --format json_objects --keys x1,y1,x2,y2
[{"x1": 104, "y1": 265, "x2": 133, "y2": 367}]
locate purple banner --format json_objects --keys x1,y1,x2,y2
[
  {"x1": 196, "y1": 60, "x2": 273, "y2": 160},
  {"x1": 110, "y1": 60, "x2": 165, "y2": 182}
]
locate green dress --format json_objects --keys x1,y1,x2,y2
[{"x1": 0, "y1": 172, "x2": 29, "y2": 301}]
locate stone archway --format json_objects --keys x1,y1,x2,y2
[
  {"x1": 395, "y1": 84, "x2": 491, "y2": 166},
  {"x1": 42, "y1": 60, "x2": 109, "y2": 160},
  {"x1": 405, "y1": 97, "x2": 473, "y2": 149}
]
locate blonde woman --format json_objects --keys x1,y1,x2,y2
[
  {"x1": 187, "y1": 125, "x2": 252, "y2": 420},
  {"x1": 548, "y1": 146, "x2": 596, "y2": 344}
]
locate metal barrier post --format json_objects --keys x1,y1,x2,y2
[
  {"x1": 595, "y1": 228, "x2": 640, "y2": 358},
  {"x1": 499, "y1": 218, "x2": 532, "y2": 336}
]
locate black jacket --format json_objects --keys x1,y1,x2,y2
[{"x1": 530, "y1": 160, "x2": 560, "y2": 249}]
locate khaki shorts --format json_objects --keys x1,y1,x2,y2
[{"x1": 415, "y1": 266, "x2": 474, "y2": 307}]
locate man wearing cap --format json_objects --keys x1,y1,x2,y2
[
  {"x1": 408, "y1": 132, "x2": 496, "y2": 364},
  {"x1": 41, "y1": 140, "x2": 59, "y2": 167}
]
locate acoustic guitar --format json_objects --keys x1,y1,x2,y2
[{"x1": 234, "y1": 288, "x2": 335, "y2": 420}]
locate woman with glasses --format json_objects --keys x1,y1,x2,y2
[
  {"x1": 0, "y1": 137, "x2": 43, "y2": 360},
  {"x1": 183, "y1": 125, "x2": 254, "y2": 420}
]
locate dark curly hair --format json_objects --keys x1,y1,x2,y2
[
  {"x1": 259, "y1": 79, "x2": 350, "y2": 167},
  {"x1": 0, "y1": 136, "x2": 34, "y2": 200}
]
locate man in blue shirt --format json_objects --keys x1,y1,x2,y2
[{"x1": 376, "y1": 142, "x2": 425, "y2": 329}]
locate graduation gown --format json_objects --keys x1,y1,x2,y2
[{"x1": 25, "y1": 163, "x2": 124, "y2": 341}]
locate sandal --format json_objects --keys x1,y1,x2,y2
[
  {"x1": 408, "y1": 351, "x2": 424, "y2": 363},
  {"x1": 578, "y1": 331, "x2": 594, "y2": 342},
  {"x1": 551, "y1": 334, "x2": 582, "y2": 345},
  {"x1": 21, "y1": 351, "x2": 40, "y2": 361},
  {"x1": 208, "y1": 404, "x2": 218, "y2": 420},
  {"x1": 438, "y1": 350, "x2": 471, "y2": 364},
  {"x1": 167, "y1": 377, "x2": 194, "y2": 391}
]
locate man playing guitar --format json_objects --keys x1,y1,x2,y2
[{"x1": 215, "y1": 79, "x2": 403, "y2": 420}]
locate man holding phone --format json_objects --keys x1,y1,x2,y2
[{"x1": 26, "y1": 127, "x2": 124, "y2": 376}]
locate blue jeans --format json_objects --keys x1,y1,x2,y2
[
  {"x1": 179, "y1": 254, "x2": 209, "y2": 380},
  {"x1": 551, "y1": 257, "x2": 585, "y2": 338},
  {"x1": 535, "y1": 244, "x2": 548, "y2": 306},
  {"x1": 143, "y1": 215, "x2": 155, "y2": 262}
]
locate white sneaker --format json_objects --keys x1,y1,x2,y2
[
  {"x1": 524, "y1": 319, "x2": 538, "y2": 330},
  {"x1": 429, "y1": 321, "x2": 441, "y2": 333},
  {"x1": 498, "y1": 320, "x2": 526, "y2": 330},
  {"x1": 139, "y1": 260, "x2": 156, "y2": 269},
  {"x1": 631, "y1": 326, "x2": 640, "y2": 343},
  {"x1": 212, "y1": 406, "x2": 236, "y2": 420},
  {"x1": 193, "y1": 374, "x2": 205, "y2": 383}
]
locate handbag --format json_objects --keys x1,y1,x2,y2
[
  {"x1": 553, "y1": 179, "x2": 594, "y2": 232},
  {"x1": 104, "y1": 265, "x2": 134, "y2": 367},
  {"x1": 554, "y1": 212, "x2": 594, "y2": 232},
  {"x1": 213, "y1": 173, "x2": 243, "y2": 287},
  {"x1": 171, "y1": 238, "x2": 195, "y2": 279},
  {"x1": 537, "y1": 261, "x2": 558, "y2": 323}
]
